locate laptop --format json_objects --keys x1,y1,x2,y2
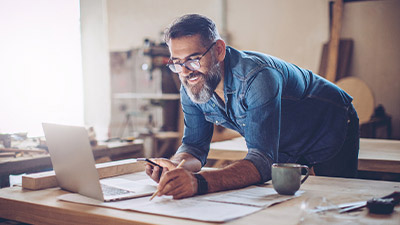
[{"x1": 42, "y1": 123, "x2": 156, "y2": 201}]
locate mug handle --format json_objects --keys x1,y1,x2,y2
[{"x1": 300, "y1": 165, "x2": 310, "y2": 184}]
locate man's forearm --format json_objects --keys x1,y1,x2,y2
[
  {"x1": 200, "y1": 159, "x2": 261, "y2": 193},
  {"x1": 170, "y1": 152, "x2": 202, "y2": 172}
]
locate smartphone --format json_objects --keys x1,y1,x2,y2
[{"x1": 137, "y1": 158, "x2": 163, "y2": 168}]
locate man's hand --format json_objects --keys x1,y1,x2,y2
[
  {"x1": 145, "y1": 153, "x2": 202, "y2": 183},
  {"x1": 155, "y1": 167, "x2": 198, "y2": 199},
  {"x1": 145, "y1": 158, "x2": 177, "y2": 183},
  {"x1": 144, "y1": 153, "x2": 203, "y2": 199}
]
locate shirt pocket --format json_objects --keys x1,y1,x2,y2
[
  {"x1": 235, "y1": 114, "x2": 247, "y2": 129},
  {"x1": 204, "y1": 112, "x2": 227, "y2": 126}
]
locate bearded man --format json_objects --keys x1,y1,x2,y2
[{"x1": 145, "y1": 14, "x2": 359, "y2": 199}]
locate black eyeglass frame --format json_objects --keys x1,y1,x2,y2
[{"x1": 166, "y1": 42, "x2": 217, "y2": 73}]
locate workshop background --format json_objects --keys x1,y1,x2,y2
[
  {"x1": 84, "y1": 0, "x2": 399, "y2": 142},
  {"x1": 1, "y1": 0, "x2": 399, "y2": 157}
]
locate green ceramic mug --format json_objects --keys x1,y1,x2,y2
[{"x1": 271, "y1": 163, "x2": 309, "y2": 195}]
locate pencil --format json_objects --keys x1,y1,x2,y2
[{"x1": 149, "y1": 159, "x2": 186, "y2": 201}]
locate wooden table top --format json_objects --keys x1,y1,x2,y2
[
  {"x1": 0, "y1": 175, "x2": 399, "y2": 225},
  {"x1": 209, "y1": 138, "x2": 400, "y2": 173}
]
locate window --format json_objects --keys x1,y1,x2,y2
[{"x1": 0, "y1": 0, "x2": 83, "y2": 137}]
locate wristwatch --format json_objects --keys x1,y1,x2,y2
[{"x1": 194, "y1": 173, "x2": 208, "y2": 195}]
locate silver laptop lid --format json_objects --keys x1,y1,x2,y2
[{"x1": 42, "y1": 123, "x2": 104, "y2": 201}]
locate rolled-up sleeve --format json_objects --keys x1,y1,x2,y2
[
  {"x1": 176, "y1": 143, "x2": 210, "y2": 166},
  {"x1": 244, "y1": 148, "x2": 274, "y2": 182},
  {"x1": 242, "y1": 68, "x2": 283, "y2": 182}
]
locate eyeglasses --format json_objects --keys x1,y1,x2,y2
[{"x1": 167, "y1": 42, "x2": 216, "y2": 73}]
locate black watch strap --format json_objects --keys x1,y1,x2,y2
[{"x1": 194, "y1": 173, "x2": 208, "y2": 195}]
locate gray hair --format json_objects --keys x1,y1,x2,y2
[{"x1": 164, "y1": 14, "x2": 221, "y2": 47}]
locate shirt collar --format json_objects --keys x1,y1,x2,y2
[{"x1": 223, "y1": 46, "x2": 236, "y2": 94}]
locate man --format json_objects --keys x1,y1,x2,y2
[{"x1": 146, "y1": 14, "x2": 359, "y2": 199}]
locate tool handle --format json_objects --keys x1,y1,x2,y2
[{"x1": 383, "y1": 191, "x2": 400, "y2": 204}]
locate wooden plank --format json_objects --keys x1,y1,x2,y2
[
  {"x1": 336, "y1": 39, "x2": 353, "y2": 80},
  {"x1": 319, "y1": 42, "x2": 329, "y2": 77},
  {"x1": 0, "y1": 148, "x2": 47, "y2": 153},
  {"x1": 0, "y1": 155, "x2": 53, "y2": 177},
  {"x1": 358, "y1": 159, "x2": 400, "y2": 173},
  {"x1": 22, "y1": 159, "x2": 146, "y2": 190},
  {"x1": 325, "y1": 0, "x2": 343, "y2": 82},
  {"x1": 319, "y1": 39, "x2": 353, "y2": 80},
  {"x1": 0, "y1": 152, "x2": 15, "y2": 157}
]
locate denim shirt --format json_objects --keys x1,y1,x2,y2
[{"x1": 176, "y1": 46, "x2": 353, "y2": 182}]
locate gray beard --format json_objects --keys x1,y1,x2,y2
[{"x1": 181, "y1": 62, "x2": 222, "y2": 104}]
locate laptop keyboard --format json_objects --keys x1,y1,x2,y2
[{"x1": 101, "y1": 184, "x2": 132, "y2": 196}]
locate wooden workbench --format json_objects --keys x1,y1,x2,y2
[
  {"x1": 209, "y1": 138, "x2": 400, "y2": 174},
  {"x1": 0, "y1": 169, "x2": 399, "y2": 225},
  {"x1": 357, "y1": 138, "x2": 400, "y2": 173},
  {"x1": 0, "y1": 140, "x2": 144, "y2": 187}
]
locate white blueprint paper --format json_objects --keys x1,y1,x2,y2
[
  {"x1": 58, "y1": 193, "x2": 260, "y2": 222},
  {"x1": 202, "y1": 186, "x2": 304, "y2": 207},
  {"x1": 58, "y1": 172, "x2": 303, "y2": 222}
]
